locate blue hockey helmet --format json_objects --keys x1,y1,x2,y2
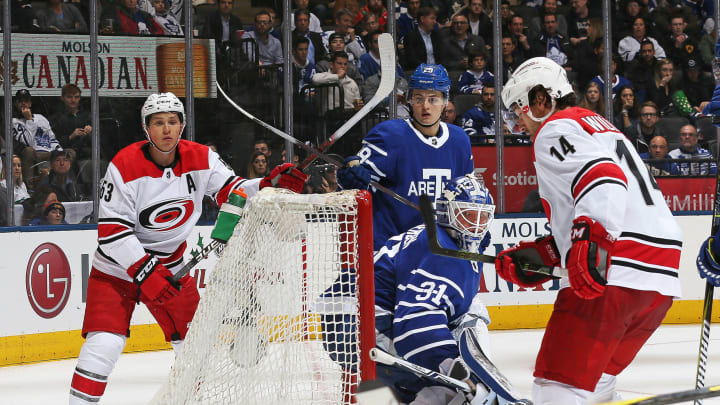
[
  {"x1": 435, "y1": 174, "x2": 495, "y2": 253},
  {"x1": 408, "y1": 63, "x2": 451, "y2": 100}
]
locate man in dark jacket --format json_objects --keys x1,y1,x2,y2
[
  {"x1": 402, "y1": 7, "x2": 444, "y2": 71},
  {"x1": 293, "y1": 8, "x2": 325, "y2": 65},
  {"x1": 440, "y1": 13, "x2": 485, "y2": 72}
]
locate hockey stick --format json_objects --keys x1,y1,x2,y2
[
  {"x1": 216, "y1": 81, "x2": 419, "y2": 211},
  {"x1": 297, "y1": 32, "x2": 396, "y2": 170},
  {"x1": 170, "y1": 239, "x2": 224, "y2": 283},
  {"x1": 598, "y1": 384, "x2": 720, "y2": 405},
  {"x1": 369, "y1": 347, "x2": 473, "y2": 393},
  {"x1": 693, "y1": 53, "x2": 720, "y2": 405},
  {"x1": 418, "y1": 194, "x2": 567, "y2": 277},
  {"x1": 694, "y1": 146, "x2": 720, "y2": 404}
]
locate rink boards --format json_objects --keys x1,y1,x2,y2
[{"x1": 0, "y1": 214, "x2": 717, "y2": 366}]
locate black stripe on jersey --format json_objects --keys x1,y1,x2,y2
[
  {"x1": 96, "y1": 247, "x2": 120, "y2": 265},
  {"x1": 612, "y1": 258, "x2": 679, "y2": 278},
  {"x1": 571, "y1": 157, "x2": 616, "y2": 192},
  {"x1": 619, "y1": 232, "x2": 683, "y2": 247},
  {"x1": 146, "y1": 247, "x2": 173, "y2": 257},
  {"x1": 98, "y1": 230, "x2": 134, "y2": 245},
  {"x1": 574, "y1": 179, "x2": 627, "y2": 205},
  {"x1": 165, "y1": 257, "x2": 184, "y2": 269},
  {"x1": 98, "y1": 217, "x2": 135, "y2": 228}
]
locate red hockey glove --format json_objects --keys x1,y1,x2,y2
[
  {"x1": 495, "y1": 236, "x2": 560, "y2": 288},
  {"x1": 567, "y1": 216, "x2": 615, "y2": 299},
  {"x1": 127, "y1": 255, "x2": 181, "y2": 305},
  {"x1": 260, "y1": 163, "x2": 308, "y2": 193}
]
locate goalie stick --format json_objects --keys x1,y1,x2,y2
[
  {"x1": 297, "y1": 32, "x2": 396, "y2": 170},
  {"x1": 418, "y1": 194, "x2": 568, "y2": 278},
  {"x1": 369, "y1": 347, "x2": 473, "y2": 393},
  {"x1": 216, "y1": 81, "x2": 419, "y2": 211}
]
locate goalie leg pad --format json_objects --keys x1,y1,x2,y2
[{"x1": 459, "y1": 328, "x2": 525, "y2": 403}]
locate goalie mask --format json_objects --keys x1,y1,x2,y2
[
  {"x1": 436, "y1": 175, "x2": 495, "y2": 253},
  {"x1": 141, "y1": 92, "x2": 186, "y2": 153}
]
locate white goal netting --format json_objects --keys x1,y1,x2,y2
[{"x1": 152, "y1": 189, "x2": 374, "y2": 405}]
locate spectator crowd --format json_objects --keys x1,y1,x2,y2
[{"x1": 2, "y1": 0, "x2": 719, "y2": 226}]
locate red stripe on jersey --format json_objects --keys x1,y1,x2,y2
[
  {"x1": 216, "y1": 177, "x2": 245, "y2": 206},
  {"x1": 160, "y1": 241, "x2": 187, "y2": 264},
  {"x1": 541, "y1": 197, "x2": 552, "y2": 222},
  {"x1": 614, "y1": 239, "x2": 681, "y2": 269},
  {"x1": 572, "y1": 162, "x2": 627, "y2": 200},
  {"x1": 98, "y1": 223, "x2": 132, "y2": 239},
  {"x1": 112, "y1": 140, "x2": 211, "y2": 183},
  {"x1": 71, "y1": 372, "x2": 107, "y2": 397}
]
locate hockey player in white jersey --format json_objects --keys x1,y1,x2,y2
[
  {"x1": 374, "y1": 174, "x2": 496, "y2": 404},
  {"x1": 494, "y1": 57, "x2": 683, "y2": 404},
  {"x1": 68, "y1": 92, "x2": 307, "y2": 404},
  {"x1": 337, "y1": 63, "x2": 475, "y2": 250}
]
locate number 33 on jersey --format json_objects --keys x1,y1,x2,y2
[{"x1": 534, "y1": 107, "x2": 682, "y2": 298}]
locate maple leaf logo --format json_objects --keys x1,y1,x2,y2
[{"x1": 0, "y1": 52, "x2": 19, "y2": 86}]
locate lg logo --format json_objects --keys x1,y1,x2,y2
[{"x1": 25, "y1": 243, "x2": 71, "y2": 319}]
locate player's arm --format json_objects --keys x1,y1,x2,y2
[
  {"x1": 390, "y1": 257, "x2": 463, "y2": 371},
  {"x1": 536, "y1": 122, "x2": 625, "y2": 298},
  {"x1": 337, "y1": 128, "x2": 392, "y2": 190},
  {"x1": 97, "y1": 164, "x2": 180, "y2": 304}
]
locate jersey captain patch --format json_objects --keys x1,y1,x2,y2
[{"x1": 139, "y1": 198, "x2": 195, "y2": 231}]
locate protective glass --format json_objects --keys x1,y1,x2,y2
[{"x1": 502, "y1": 105, "x2": 525, "y2": 135}]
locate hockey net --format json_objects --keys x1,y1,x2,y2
[{"x1": 153, "y1": 188, "x2": 375, "y2": 405}]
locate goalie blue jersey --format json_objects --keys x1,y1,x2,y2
[
  {"x1": 374, "y1": 224, "x2": 483, "y2": 373},
  {"x1": 355, "y1": 119, "x2": 474, "y2": 250}
]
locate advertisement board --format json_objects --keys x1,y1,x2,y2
[{"x1": 0, "y1": 34, "x2": 216, "y2": 97}]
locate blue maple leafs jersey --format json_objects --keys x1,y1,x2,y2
[
  {"x1": 374, "y1": 224, "x2": 483, "y2": 372},
  {"x1": 355, "y1": 119, "x2": 474, "y2": 250}
]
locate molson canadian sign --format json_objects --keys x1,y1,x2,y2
[{"x1": 0, "y1": 34, "x2": 216, "y2": 97}]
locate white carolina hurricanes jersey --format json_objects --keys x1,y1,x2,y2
[
  {"x1": 93, "y1": 140, "x2": 260, "y2": 281},
  {"x1": 534, "y1": 107, "x2": 683, "y2": 297}
]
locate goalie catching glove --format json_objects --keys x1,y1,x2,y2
[
  {"x1": 567, "y1": 216, "x2": 615, "y2": 299},
  {"x1": 495, "y1": 236, "x2": 560, "y2": 288},
  {"x1": 127, "y1": 254, "x2": 181, "y2": 304},
  {"x1": 260, "y1": 163, "x2": 307, "y2": 193},
  {"x1": 697, "y1": 237, "x2": 720, "y2": 287}
]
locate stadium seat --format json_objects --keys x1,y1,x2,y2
[{"x1": 656, "y1": 116, "x2": 689, "y2": 151}]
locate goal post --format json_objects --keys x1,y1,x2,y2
[{"x1": 152, "y1": 189, "x2": 375, "y2": 404}]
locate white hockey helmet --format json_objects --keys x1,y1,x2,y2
[
  {"x1": 141, "y1": 92, "x2": 186, "y2": 151},
  {"x1": 501, "y1": 57, "x2": 573, "y2": 123},
  {"x1": 435, "y1": 174, "x2": 495, "y2": 253}
]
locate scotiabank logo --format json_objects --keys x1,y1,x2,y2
[{"x1": 26, "y1": 243, "x2": 71, "y2": 319}]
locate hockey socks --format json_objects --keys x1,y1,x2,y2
[{"x1": 69, "y1": 332, "x2": 126, "y2": 405}]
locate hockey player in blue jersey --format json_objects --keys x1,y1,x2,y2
[
  {"x1": 338, "y1": 63, "x2": 475, "y2": 250},
  {"x1": 374, "y1": 175, "x2": 497, "y2": 404}
]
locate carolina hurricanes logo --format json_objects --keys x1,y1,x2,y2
[{"x1": 139, "y1": 198, "x2": 195, "y2": 231}]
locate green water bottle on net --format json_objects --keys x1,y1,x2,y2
[{"x1": 211, "y1": 188, "x2": 248, "y2": 243}]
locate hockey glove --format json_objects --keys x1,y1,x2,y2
[
  {"x1": 566, "y1": 216, "x2": 615, "y2": 299},
  {"x1": 260, "y1": 163, "x2": 308, "y2": 193},
  {"x1": 495, "y1": 236, "x2": 560, "y2": 288},
  {"x1": 127, "y1": 255, "x2": 181, "y2": 305},
  {"x1": 337, "y1": 157, "x2": 373, "y2": 190},
  {"x1": 696, "y1": 237, "x2": 720, "y2": 287}
]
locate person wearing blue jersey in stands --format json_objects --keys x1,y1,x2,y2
[{"x1": 338, "y1": 63, "x2": 475, "y2": 250}]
